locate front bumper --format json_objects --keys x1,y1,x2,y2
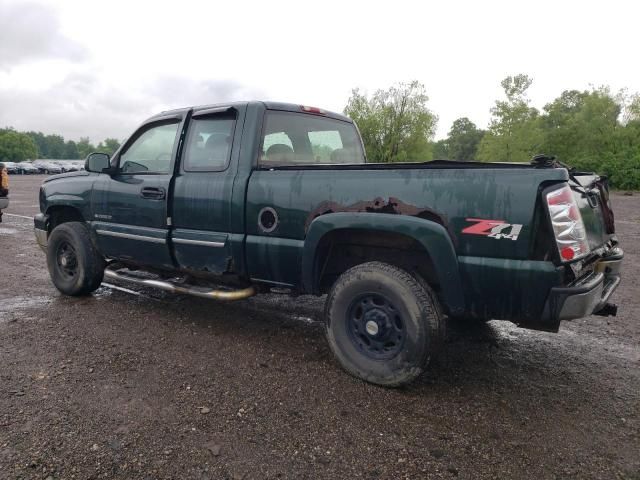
[
  {"x1": 34, "y1": 213, "x2": 48, "y2": 252},
  {"x1": 542, "y1": 247, "x2": 623, "y2": 325}
]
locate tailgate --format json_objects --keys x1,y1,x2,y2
[{"x1": 570, "y1": 173, "x2": 616, "y2": 251}]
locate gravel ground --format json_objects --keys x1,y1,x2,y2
[{"x1": 0, "y1": 175, "x2": 638, "y2": 480}]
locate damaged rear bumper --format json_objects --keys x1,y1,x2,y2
[{"x1": 542, "y1": 247, "x2": 623, "y2": 324}]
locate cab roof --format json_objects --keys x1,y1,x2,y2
[{"x1": 147, "y1": 101, "x2": 352, "y2": 124}]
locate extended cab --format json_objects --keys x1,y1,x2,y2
[{"x1": 34, "y1": 101, "x2": 623, "y2": 386}]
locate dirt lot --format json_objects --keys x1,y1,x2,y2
[{"x1": 0, "y1": 175, "x2": 638, "y2": 480}]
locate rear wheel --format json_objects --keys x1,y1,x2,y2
[
  {"x1": 325, "y1": 261, "x2": 443, "y2": 387},
  {"x1": 47, "y1": 222, "x2": 105, "y2": 296}
]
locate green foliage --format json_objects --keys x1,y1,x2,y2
[
  {"x1": 460, "y1": 74, "x2": 640, "y2": 189},
  {"x1": 96, "y1": 138, "x2": 121, "y2": 156},
  {"x1": 539, "y1": 86, "x2": 640, "y2": 189},
  {"x1": 432, "y1": 139, "x2": 449, "y2": 159},
  {"x1": 9, "y1": 130, "x2": 122, "y2": 160},
  {"x1": 26, "y1": 131, "x2": 48, "y2": 157},
  {"x1": 0, "y1": 128, "x2": 38, "y2": 162},
  {"x1": 477, "y1": 74, "x2": 544, "y2": 162},
  {"x1": 542, "y1": 88, "x2": 619, "y2": 161},
  {"x1": 445, "y1": 117, "x2": 485, "y2": 161},
  {"x1": 64, "y1": 140, "x2": 79, "y2": 159},
  {"x1": 45, "y1": 134, "x2": 66, "y2": 158},
  {"x1": 344, "y1": 81, "x2": 437, "y2": 162},
  {"x1": 76, "y1": 137, "x2": 94, "y2": 159}
]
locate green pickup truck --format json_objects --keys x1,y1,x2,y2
[{"x1": 34, "y1": 101, "x2": 623, "y2": 386}]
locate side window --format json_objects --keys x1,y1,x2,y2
[
  {"x1": 119, "y1": 121, "x2": 180, "y2": 174},
  {"x1": 183, "y1": 116, "x2": 235, "y2": 171},
  {"x1": 260, "y1": 111, "x2": 365, "y2": 166}
]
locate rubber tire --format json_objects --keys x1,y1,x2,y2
[
  {"x1": 47, "y1": 222, "x2": 105, "y2": 296},
  {"x1": 324, "y1": 261, "x2": 443, "y2": 387}
]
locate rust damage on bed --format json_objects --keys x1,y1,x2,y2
[{"x1": 305, "y1": 196, "x2": 453, "y2": 236}]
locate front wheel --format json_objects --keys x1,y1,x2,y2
[
  {"x1": 47, "y1": 222, "x2": 105, "y2": 296},
  {"x1": 324, "y1": 261, "x2": 443, "y2": 387}
]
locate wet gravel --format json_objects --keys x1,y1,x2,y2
[{"x1": 0, "y1": 175, "x2": 638, "y2": 479}]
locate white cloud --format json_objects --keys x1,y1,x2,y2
[
  {"x1": 0, "y1": 0, "x2": 638, "y2": 142},
  {"x1": 0, "y1": 0, "x2": 85, "y2": 69},
  {"x1": 0, "y1": 70, "x2": 265, "y2": 140}
]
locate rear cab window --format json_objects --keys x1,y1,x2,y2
[{"x1": 260, "y1": 111, "x2": 365, "y2": 166}]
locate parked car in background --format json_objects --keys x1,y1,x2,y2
[
  {"x1": 33, "y1": 160, "x2": 63, "y2": 175},
  {"x1": 15, "y1": 162, "x2": 39, "y2": 174},
  {"x1": 32, "y1": 161, "x2": 47, "y2": 174},
  {"x1": 50, "y1": 161, "x2": 82, "y2": 173},
  {"x1": 52, "y1": 161, "x2": 71, "y2": 173},
  {"x1": 46, "y1": 164, "x2": 63, "y2": 174},
  {"x1": 3, "y1": 162, "x2": 19, "y2": 174}
]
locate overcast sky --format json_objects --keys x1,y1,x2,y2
[{"x1": 0, "y1": 0, "x2": 638, "y2": 142}]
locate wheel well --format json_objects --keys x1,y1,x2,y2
[
  {"x1": 314, "y1": 229, "x2": 440, "y2": 295},
  {"x1": 47, "y1": 206, "x2": 85, "y2": 232}
]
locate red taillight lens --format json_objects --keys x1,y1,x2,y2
[
  {"x1": 300, "y1": 105, "x2": 325, "y2": 114},
  {"x1": 546, "y1": 185, "x2": 590, "y2": 262}
]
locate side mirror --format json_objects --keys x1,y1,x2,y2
[{"x1": 85, "y1": 152, "x2": 111, "y2": 173}]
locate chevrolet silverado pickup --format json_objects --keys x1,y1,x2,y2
[{"x1": 34, "y1": 101, "x2": 623, "y2": 386}]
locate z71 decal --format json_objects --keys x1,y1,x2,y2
[{"x1": 462, "y1": 218, "x2": 523, "y2": 241}]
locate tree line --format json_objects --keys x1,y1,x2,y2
[
  {"x1": 0, "y1": 128, "x2": 120, "y2": 162},
  {"x1": 2, "y1": 75, "x2": 638, "y2": 188},
  {"x1": 345, "y1": 75, "x2": 640, "y2": 189}
]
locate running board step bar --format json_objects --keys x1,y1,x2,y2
[{"x1": 103, "y1": 269, "x2": 256, "y2": 301}]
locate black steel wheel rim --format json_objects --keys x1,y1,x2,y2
[
  {"x1": 347, "y1": 293, "x2": 406, "y2": 360},
  {"x1": 56, "y1": 241, "x2": 78, "y2": 279}
]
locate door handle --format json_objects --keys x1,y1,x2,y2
[{"x1": 140, "y1": 187, "x2": 166, "y2": 199}]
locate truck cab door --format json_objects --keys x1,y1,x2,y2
[
  {"x1": 170, "y1": 107, "x2": 242, "y2": 275},
  {"x1": 92, "y1": 115, "x2": 184, "y2": 269}
]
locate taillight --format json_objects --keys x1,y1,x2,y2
[
  {"x1": 300, "y1": 105, "x2": 325, "y2": 115},
  {"x1": 546, "y1": 185, "x2": 589, "y2": 262}
]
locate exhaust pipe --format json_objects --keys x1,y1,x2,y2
[{"x1": 104, "y1": 269, "x2": 256, "y2": 301}]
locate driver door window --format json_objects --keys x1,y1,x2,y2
[{"x1": 119, "y1": 122, "x2": 180, "y2": 173}]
